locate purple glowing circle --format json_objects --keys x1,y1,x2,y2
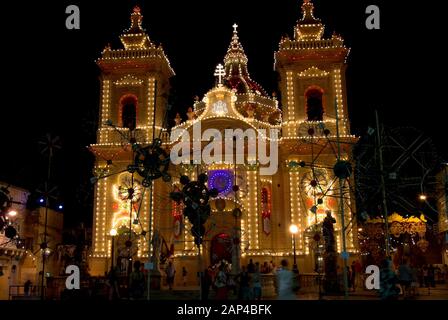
[{"x1": 208, "y1": 170, "x2": 233, "y2": 195}]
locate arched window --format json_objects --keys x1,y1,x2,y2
[
  {"x1": 261, "y1": 188, "x2": 271, "y2": 215},
  {"x1": 120, "y1": 95, "x2": 137, "y2": 130},
  {"x1": 305, "y1": 87, "x2": 324, "y2": 121},
  {"x1": 261, "y1": 187, "x2": 272, "y2": 235}
]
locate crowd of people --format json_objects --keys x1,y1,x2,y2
[
  {"x1": 103, "y1": 257, "x2": 448, "y2": 300},
  {"x1": 199, "y1": 258, "x2": 298, "y2": 300},
  {"x1": 379, "y1": 259, "x2": 448, "y2": 300},
  {"x1": 341, "y1": 260, "x2": 363, "y2": 291},
  {"x1": 200, "y1": 259, "x2": 266, "y2": 300}
]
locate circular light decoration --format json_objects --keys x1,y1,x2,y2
[
  {"x1": 301, "y1": 169, "x2": 328, "y2": 198},
  {"x1": 117, "y1": 174, "x2": 143, "y2": 203},
  {"x1": 208, "y1": 170, "x2": 233, "y2": 196}
]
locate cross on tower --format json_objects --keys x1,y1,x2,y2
[
  {"x1": 214, "y1": 64, "x2": 225, "y2": 85},
  {"x1": 233, "y1": 23, "x2": 238, "y2": 33}
]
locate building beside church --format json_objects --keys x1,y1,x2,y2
[
  {"x1": 0, "y1": 184, "x2": 63, "y2": 299},
  {"x1": 89, "y1": 1, "x2": 358, "y2": 282},
  {"x1": 436, "y1": 166, "x2": 448, "y2": 264}
]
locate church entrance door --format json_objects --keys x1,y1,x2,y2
[{"x1": 210, "y1": 233, "x2": 232, "y2": 266}]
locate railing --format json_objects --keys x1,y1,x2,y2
[
  {"x1": 299, "y1": 273, "x2": 324, "y2": 292},
  {"x1": 279, "y1": 39, "x2": 344, "y2": 51},
  {"x1": 9, "y1": 285, "x2": 45, "y2": 300},
  {"x1": 262, "y1": 273, "x2": 324, "y2": 298},
  {"x1": 101, "y1": 48, "x2": 168, "y2": 61},
  {"x1": 260, "y1": 274, "x2": 276, "y2": 298}
]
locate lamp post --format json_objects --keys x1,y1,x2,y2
[
  {"x1": 110, "y1": 228, "x2": 117, "y2": 270},
  {"x1": 289, "y1": 224, "x2": 299, "y2": 273}
]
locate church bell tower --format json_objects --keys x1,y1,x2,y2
[
  {"x1": 275, "y1": 0, "x2": 357, "y2": 269},
  {"x1": 89, "y1": 6, "x2": 174, "y2": 275}
]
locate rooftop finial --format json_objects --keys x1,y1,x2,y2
[
  {"x1": 119, "y1": 6, "x2": 152, "y2": 50},
  {"x1": 129, "y1": 5, "x2": 144, "y2": 32},
  {"x1": 295, "y1": 0, "x2": 324, "y2": 40},
  {"x1": 301, "y1": 0, "x2": 319, "y2": 23},
  {"x1": 225, "y1": 23, "x2": 248, "y2": 68},
  {"x1": 230, "y1": 23, "x2": 241, "y2": 47}
]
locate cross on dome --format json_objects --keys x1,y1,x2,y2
[{"x1": 214, "y1": 64, "x2": 226, "y2": 85}]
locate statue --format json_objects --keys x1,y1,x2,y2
[
  {"x1": 150, "y1": 229, "x2": 162, "y2": 270},
  {"x1": 322, "y1": 210, "x2": 339, "y2": 294},
  {"x1": 261, "y1": 113, "x2": 269, "y2": 122},
  {"x1": 246, "y1": 105, "x2": 255, "y2": 118},
  {"x1": 174, "y1": 113, "x2": 182, "y2": 126},
  {"x1": 186, "y1": 107, "x2": 195, "y2": 121},
  {"x1": 322, "y1": 210, "x2": 336, "y2": 253},
  {"x1": 148, "y1": 229, "x2": 162, "y2": 289}
]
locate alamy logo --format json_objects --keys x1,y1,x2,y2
[
  {"x1": 170, "y1": 121, "x2": 279, "y2": 175},
  {"x1": 65, "y1": 265, "x2": 80, "y2": 290},
  {"x1": 365, "y1": 265, "x2": 380, "y2": 290},
  {"x1": 365, "y1": 5, "x2": 380, "y2": 30},
  {"x1": 65, "y1": 5, "x2": 80, "y2": 30}
]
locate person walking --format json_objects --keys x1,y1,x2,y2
[
  {"x1": 214, "y1": 264, "x2": 228, "y2": 300},
  {"x1": 379, "y1": 258, "x2": 400, "y2": 300},
  {"x1": 276, "y1": 259, "x2": 296, "y2": 300},
  {"x1": 422, "y1": 265, "x2": 430, "y2": 293},
  {"x1": 165, "y1": 261, "x2": 176, "y2": 290},
  {"x1": 201, "y1": 267, "x2": 212, "y2": 300},
  {"x1": 443, "y1": 264, "x2": 448, "y2": 287},
  {"x1": 410, "y1": 264, "x2": 418, "y2": 298},
  {"x1": 129, "y1": 261, "x2": 145, "y2": 300},
  {"x1": 182, "y1": 266, "x2": 188, "y2": 286},
  {"x1": 238, "y1": 266, "x2": 251, "y2": 300},
  {"x1": 24, "y1": 280, "x2": 32, "y2": 297},
  {"x1": 417, "y1": 266, "x2": 424, "y2": 288},
  {"x1": 252, "y1": 262, "x2": 262, "y2": 300},
  {"x1": 268, "y1": 261, "x2": 275, "y2": 273},
  {"x1": 261, "y1": 262, "x2": 269, "y2": 274},
  {"x1": 354, "y1": 260, "x2": 362, "y2": 290},
  {"x1": 397, "y1": 260, "x2": 412, "y2": 298},
  {"x1": 247, "y1": 259, "x2": 255, "y2": 273},
  {"x1": 428, "y1": 265, "x2": 435, "y2": 288},
  {"x1": 107, "y1": 266, "x2": 121, "y2": 300},
  {"x1": 350, "y1": 261, "x2": 357, "y2": 291},
  {"x1": 346, "y1": 266, "x2": 352, "y2": 291}
]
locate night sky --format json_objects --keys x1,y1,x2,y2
[{"x1": 1, "y1": 0, "x2": 445, "y2": 228}]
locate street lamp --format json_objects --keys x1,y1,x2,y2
[
  {"x1": 419, "y1": 194, "x2": 427, "y2": 201},
  {"x1": 110, "y1": 228, "x2": 117, "y2": 270},
  {"x1": 7, "y1": 210, "x2": 17, "y2": 217},
  {"x1": 289, "y1": 224, "x2": 299, "y2": 273}
]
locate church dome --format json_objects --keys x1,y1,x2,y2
[{"x1": 223, "y1": 24, "x2": 268, "y2": 97}]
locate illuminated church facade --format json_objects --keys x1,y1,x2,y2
[{"x1": 89, "y1": 1, "x2": 358, "y2": 279}]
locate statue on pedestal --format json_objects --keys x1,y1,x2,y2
[
  {"x1": 322, "y1": 210, "x2": 339, "y2": 294},
  {"x1": 246, "y1": 105, "x2": 255, "y2": 118},
  {"x1": 174, "y1": 113, "x2": 182, "y2": 126},
  {"x1": 149, "y1": 229, "x2": 162, "y2": 289},
  {"x1": 186, "y1": 107, "x2": 195, "y2": 121}
]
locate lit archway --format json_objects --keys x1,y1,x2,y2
[
  {"x1": 210, "y1": 233, "x2": 232, "y2": 266},
  {"x1": 305, "y1": 86, "x2": 324, "y2": 121},
  {"x1": 119, "y1": 94, "x2": 138, "y2": 130}
]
